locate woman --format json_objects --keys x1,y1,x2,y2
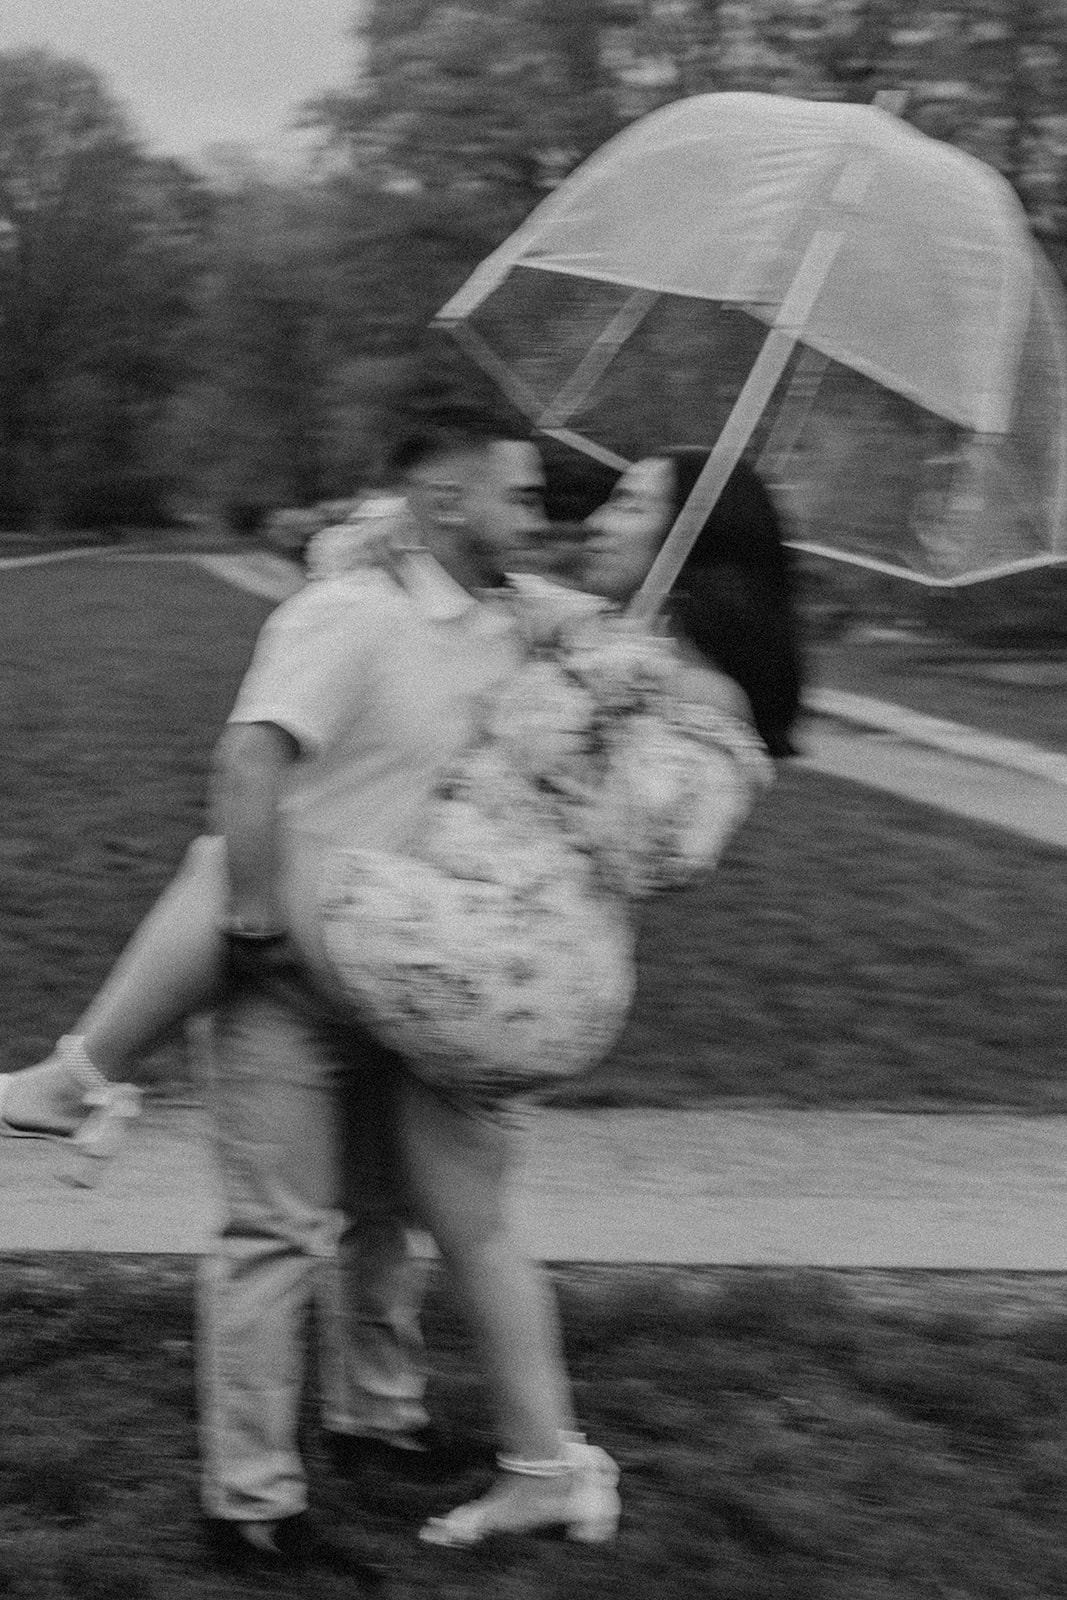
[
  {"x1": 0, "y1": 451, "x2": 777, "y2": 1546},
  {"x1": 583, "y1": 447, "x2": 803, "y2": 758}
]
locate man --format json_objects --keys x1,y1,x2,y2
[{"x1": 200, "y1": 411, "x2": 549, "y2": 1573}]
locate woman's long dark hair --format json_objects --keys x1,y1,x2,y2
[{"x1": 662, "y1": 447, "x2": 803, "y2": 758}]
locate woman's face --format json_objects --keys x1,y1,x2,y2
[{"x1": 581, "y1": 457, "x2": 674, "y2": 602}]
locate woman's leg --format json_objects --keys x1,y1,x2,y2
[
  {"x1": 393, "y1": 1073, "x2": 622, "y2": 1546},
  {"x1": 2, "y1": 836, "x2": 228, "y2": 1132},
  {"x1": 77, "y1": 834, "x2": 229, "y2": 1071},
  {"x1": 397, "y1": 1074, "x2": 573, "y2": 1463}
]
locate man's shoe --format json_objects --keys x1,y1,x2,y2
[
  {"x1": 327, "y1": 1426, "x2": 489, "y2": 1482},
  {"x1": 203, "y1": 1511, "x2": 383, "y2": 1583}
]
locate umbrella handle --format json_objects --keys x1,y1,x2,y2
[
  {"x1": 628, "y1": 326, "x2": 800, "y2": 622},
  {"x1": 629, "y1": 225, "x2": 850, "y2": 622}
]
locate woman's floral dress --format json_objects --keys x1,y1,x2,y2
[{"x1": 318, "y1": 569, "x2": 773, "y2": 1100}]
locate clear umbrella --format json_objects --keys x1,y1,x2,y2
[{"x1": 436, "y1": 91, "x2": 1067, "y2": 610}]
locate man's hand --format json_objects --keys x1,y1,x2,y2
[{"x1": 222, "y1": 925, "x2": 303, "y2": 993}]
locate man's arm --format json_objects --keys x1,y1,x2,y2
[{"x1": 211, "y1": 721, "x2": 299, "y2": 935}]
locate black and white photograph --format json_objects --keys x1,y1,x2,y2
[{"x1": 3, "y1": 4, "x2": 1067, "y2": 1596}]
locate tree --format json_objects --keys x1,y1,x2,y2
[
  {"x1": 0, "y1": 50, "x2": 208, "y2": 530},
  {"x1": 304, "y1": 2, "x2": 618, "y2": 211},
  {"x1": 159, "y1": 173, "x2": 335, "y2": 523},
  {"x1": 289, "y1": 0, "x2": 626, "y2": 431}
]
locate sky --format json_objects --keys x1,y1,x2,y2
[{"x1": 0, "y1": 0, "x2": 366, "y2": 168}]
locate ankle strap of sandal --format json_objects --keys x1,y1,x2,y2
[
  {"x1": 495, "y1": 1453, "x2": 571, "y2": 1477},
  {"x1": 57, "y1": 1036, "x2": 112, "y2": 1096},
  {"x1": 496, "y1": 1430, "x2": 586, "y2": 1478}
]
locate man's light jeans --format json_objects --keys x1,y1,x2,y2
[{"x1": 197, "y1": 966, "x2": 429, "y2": 1522}]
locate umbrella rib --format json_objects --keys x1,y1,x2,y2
[
  {"x1": 791, "y1": 541, "x2": 1067, "y2": 588},
  {"x1": 540, "y1": 428, "x2": 632, "y2": 471},
  {"x1": 446, "y1": 319, "x2": 632, "y2": 469},
  {"x1": 539, "y1": 289, "x2": 659, "y2": 430},
  {"x1": 756, "y1": 346, "x2": 829, "y2": 477},
  {"x1": 446, "y1": 319, "x2": 548, "y2": 425},
  {"x1": 1033, "y1": 251, "x2": 1067, "y2": 557}
]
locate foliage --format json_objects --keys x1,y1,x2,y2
[
  {"x1": 158, "y1": 177, "x2": 338, "y2": 522},
  {"x1": 10, "y1": 7, "x2": 1067, "y2": 528},
  {"x1": 305, "y1": 0, "x2": 619, "y2": 203},
  {"x1": 0, "y1": 51, "x2": 211, "y2": 530}
]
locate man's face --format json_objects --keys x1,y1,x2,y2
[{"x1": 459, "y1": 440, "x2": 548, "y2": 579}]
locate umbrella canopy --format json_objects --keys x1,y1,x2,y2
[{"x1": 437, "y1": 92, "x2": 1067, "y2": 593}]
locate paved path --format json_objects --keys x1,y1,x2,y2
[
  {"x1": 3, "y1": 1107, "x2": 1067, "y2": 1268},
  {"x1": 799, "y1": 724, "x2": 1067, "y2": 850},
  {"x1": 807, "y1": 687, "x2": 1067, "y2": 786},
  {"x1": 0, "y1": 543, "x2": 304, "y2": 602},
  {"x1": 192, "y1": 550, "x2": 305, "y2": 602}
]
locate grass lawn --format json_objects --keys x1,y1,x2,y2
[
  {"x1": 1, "y1": 558, "x2": 271, "y2": 1088},
  {"x1": 811, "y1": 633, "x2": 1067, "y2": 753},
  {"x1": 4, "y1": 1259, "x2": 1067, "y2": 1599},
  {"x1": 3, "y1": 555, "x2": 1067, "y2": 1110}
]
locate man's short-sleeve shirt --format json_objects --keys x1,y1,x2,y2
[{"x1": 228, "y1": 553, "x2": 519, "y2": 879}]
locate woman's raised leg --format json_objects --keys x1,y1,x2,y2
[
  {"x1": 77, "y1": 834, "x2": 229, "y2": 1071},
  {"x1": 1, "y1": 835, "x2": 228, "y2": 1136}
]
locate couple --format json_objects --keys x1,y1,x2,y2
[{"x1": 1, "y1": 407, "x2": 794, "y2": 1573}]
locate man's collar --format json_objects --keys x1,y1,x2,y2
[{"x1": 396, "y1": 549, "x2": 481, "y2": 622}]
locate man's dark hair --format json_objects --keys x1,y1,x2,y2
[{"x1": 389, "y1": 395, "x2": 532, "y2": 477}]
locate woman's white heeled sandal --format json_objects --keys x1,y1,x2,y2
[
  {"x1": 59, "y1": 1036, "x2": 142, "y2": 1186},
  {"x1": 0, "y1": 1075, "x2": 49, "y2": 1139},
  {"x1": 418, "y1": 1432, "x2": 620, "y2": 1548},
  {"x1": 65, "y1": 1080, "x2": 142, "y2": 1178},
  {"x1": 0, "y1": 1038, "x2": 141, "y2": 1185}
]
